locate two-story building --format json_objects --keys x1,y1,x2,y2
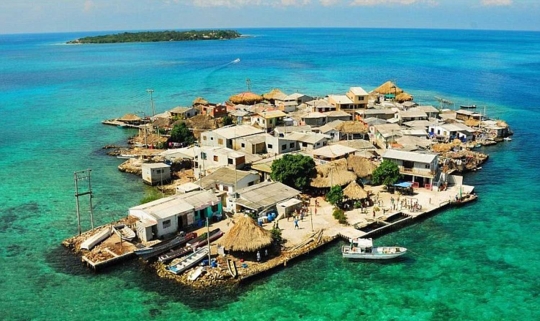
[
  {"x1": 345, "y1": 87, "x2": 369, "y2": 109},
  {"x1": 371, "y1": 123, "x2": 402, "y2": 148},
  {"x1": 200, "y1": 124, "x2": 265, "y2": 149},
  {"x1": 284, "y1": 132, "x2": 329, "y2": 151},
  {"x1": 250, "y1": 110, "x2": 287, "y2": 132},
  {"x1": 328, "y1": 94, "x2": 353, "y2": 111},
  {"x1": 265, "y1": 135, "x2": 299, "y2": 155},
  {"x1": 382, "y1": 149, "x2": 439, "y2": 189},
  {"x1": 194, "y1": 147, "x2": 246, "y2": 178},
  {"x1": 355, "y1": 108, "x2": 397, "y2": 121},
  {"x1": 194, "y1": 167, "x2": 260, "y2": 213},
  {"x1": 198, "y1": 104, "x2": 228, "y2": 118}
]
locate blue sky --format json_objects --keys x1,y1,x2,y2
[{"x1": 0, "y1": 0, "x2": 538, "y2": 34}]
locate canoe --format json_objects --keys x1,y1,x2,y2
[
  {"x1": 80, "y1": 227, "x2": 112, "y2": 251},
  {"x1": 167, "y1": 246, "x2": 210, "y2": 275},
  {"x1": 113, "y1": 224, "x2": 136, "y2": 241},
  {"x1": 134, "y1": 232, "x2": 196, "y2": 261},
  {"x1": 158, "y1": 229, "x2": 223, "y2": 263}
]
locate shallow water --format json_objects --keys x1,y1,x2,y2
[{"x1": 1, "y1": 28, "x2": 539, "y2": 320}]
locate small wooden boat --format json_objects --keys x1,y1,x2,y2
[
  {"x1": 460, "y1": 104, "x2": 477, "y2": 109},
  {"x1": 227, "y1": 259, "x2": 238, "y2": 278},
  {"x1": 80, "y1": 227, "x2": 112, "y2": 251},
  {"x1": 167, "y1": 246, "x2": 210, "y2": 275},
  {"x1": 453, "y1": 193, "x2": 478, "y2": 206},
  {"x1": 134, "y1": 232, "x2": 196, "y2": 261},
  {"x1": 158, "y1": 228, "x2": 223, "y2": 263},
  {"x1": 342, "y1": 238, "x2": 407, "y2": 260},
  {"x1": 188, "y1": 266, "x2": 204, "y2": 281},
  {"x1": 113, "y1": 224, "x2": 136, "y2": 241}
]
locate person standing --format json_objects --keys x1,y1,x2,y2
[
  {"x1": 294, "y1": 218, "x2": 299, "y2": 229},
  {"x1": 257, "y1": 251, "x2": 261, "y2": 262}
]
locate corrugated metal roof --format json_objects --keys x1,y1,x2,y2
[
  {"x1": 382, "y1": 149, "x2": 437, "y2": 164},
  {"x1": 236, "y1": 181, "x2": 301, "y2": 210}
]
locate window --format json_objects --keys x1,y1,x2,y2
[
  {"x1": 241, "y1": 143, "x2": 245, "y2": 148},
  {"x1": 268, "y1": 144, "x2": 273, "y2": 149},
  {"x1": 163, "y1": 219, "x2": 171, "y2": 229},
  {"x1": 289, "y1": 143, "x2": 295, "y2": 148},
  {"x1": 228, "y1": 158, "x2": 234, "y2": 165},
  {"x1": 214, "y1": 155, "x2": 218, "y2": 162},
  {"x1": 282, "y1": 144, "x2": 287, "y2": 150},
  {"x1": 218, "y1": 138, "x2": 223, "y2": 145},
  {"x1": 212, "y1": 204, "x2": 219, "y2": 212},
  {"x1": 302, "y1": 142, "x2": 307, "y2": 147},
  {"x1": 248, "y1": 181, "x2": 254, "y2": 186},
  {"x1": 201, "y1": 152, "x2": 207, "y2": 160},
  {"x1": 203, "y1": 135, "x2": 207, "y2": 140}
]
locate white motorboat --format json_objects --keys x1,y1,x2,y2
[
  {"x1": 342, "y1": 238, "x2": 407, "y2": 260},
  {"x1": 167, "y1": 246, "x2": 210, "y2": 275}
]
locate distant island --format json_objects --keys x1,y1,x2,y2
[{"x1": 67, "y1": 30, "x2": 242, "y2": 44}]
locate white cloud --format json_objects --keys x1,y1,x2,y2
[
  {"x1": 481, "y1": 0, "x2": 512, "y2": 6},
  {"x1": 349, "y1": 0, "x2": 438, "y2": 5}
]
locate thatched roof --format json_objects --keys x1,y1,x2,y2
[
  {"x1": 464, "y1": 119, "x2": 480, "y2": 127},
  {"x1": 335, "y1": 121, "x2": 368, "y2": 134},
  {"x1": 262, "y1": 88, "x2": 286, "y2": 101},
  {"x1": 193, "y1": 97, "x2": 209, "y2": 106},
  {"x1": 229, "y1": 92, "x2": 264, "y2": 105},
  {"x1": 311, "y1": 159, "x2": 356, "y2": 188},
  {"x1": 373, "y1": 81, "x2": 404, "y2": 95},
  {"x1": 343, "y1": 181, "x2": 368, "y2": 200},
  {"x1": 347, "y1": 155, "x2": 377, "y2": 178},
  {"x1": 118, "y1": 113, "x2": 141, "y2": 122},
  {"x1": 217, "y1": 215, "x2": 273, "y2": 252},
  {"x1": 396, "y1": 92, "x2": 413, "y2": 102}
]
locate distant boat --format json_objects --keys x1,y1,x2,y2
[
  {"x1": 452, "y1": 193, "x2": 478, "y2": 206},
  {"x1": 342, "y1": 238, "x2": 407, "y2": 260},
  {"x1": 460, "y1": 104, "x2": 477, "y2": 109},
  {"x1": 232, "y1": 58, "x2": 240, "y2": 63},
  {"x1": 503, "y1": 137, "x2": 512, "y2": 141},
  {"x1": 113, "y1": 224, "x2": 136, "y2": 241},
  {"x1": 167, "y1": 246, "x2": 210, "y2": 275},
  {"x1": 134, "y1": 232, "x2": 196, "y2": 261},
  {"x1": 80, "y1": 227, "x2": 112, "y2": 251}
]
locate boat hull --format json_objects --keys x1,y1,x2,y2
[
  {"x1": 80, "y1": 227, "x2": 112, "y2": 251},
  {"x1": 135, "y1": 232, "x2": 196, "y2": 261},
  {"x1": 167, "y1": 247, "x2": 210, "y2": 275},
  {"x1": 342, "y1": 246, "x2": 407, "y2": 260}
]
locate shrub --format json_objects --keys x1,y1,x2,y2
[{"x1": 332, "y1": 207, "x2": 348, "y2": 225}]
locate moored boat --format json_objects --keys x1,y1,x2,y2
[
  {"x1": 113, "y1": 224, "x2": 136, "y2": 241},
  {"x1": 460, "y1": 104, "x2": 477, "y2": 109},
  {"x1": 342, "y1": 238, "x2": 407, "y2": 260},
  {"x1": 80, "y1": 226, "x2": 113, "y2": 251},
  {"x1": 452, "y1": 193, "x2": 478, "y2": 206},
  {"x1": 134, "y1": 232, "x2": 196, "y2": 261},
  {"x1": 167, "y1": 246, "x2": 210, "y2": 275},
  {"x1": 158, "y1": 228, "x2": 223, "y2": 263}
]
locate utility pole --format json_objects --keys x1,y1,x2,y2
[
  {"x1": 246, "y1": 78, "x2": 251, "y2": 92},
  {"x1": 74, "y1": 169, "x2": 94, "y2": 235},
  {"x1": 146, "y1": 89, "x2": 155, "y2": 117}
]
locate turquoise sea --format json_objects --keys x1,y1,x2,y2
[{"x1": 1, "y1": 28, "x2": 539, "y2": 320}]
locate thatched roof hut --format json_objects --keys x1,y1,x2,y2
[
  {"x1": 336, "y1": 121, "x2": 368, "y2": 134},
  {"x1": 347, "y1": 155, "x2": 377, "y2": 178},
  {"x1": 311, "y1": 159, "x2": 357, "y2": 188},
  {"x1": 465, "y1": 119, "x2": 480, "y2": 127},
  {"x1": 373, "y1": 81, "x2": 404, "y2": 95},
  {"x1": 229, "y1": 92, "x2": 264, "y2": 105},
  {"x1": 396, "y1": 92, "x2": 413, "y2": 102},
  {"x1": 343, "y1": 181, "x2": 368, "y2": 200},
  {"x1": 193, "y1": 97, "x2": 209, "y2": 106},
  {"x1": 262, "y1": 88, "x2": 286, "y2": 101},
  {"x1": 118, "y1": 113, "x2": 142, "y2": 122},
  {"x1": 217, "y1": 215, "x2": 273, "y2": 252}
]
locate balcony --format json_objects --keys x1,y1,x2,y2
[{"x1": 399, "y1": 166, "x2": 435, "y2": 178}]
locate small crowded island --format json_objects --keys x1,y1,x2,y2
[
  {"x1": 67, "y1": 29, "x2": 242, "y2": 44},
  {"x1": 63, "y1": 80, "x2": 512, "y2": 290}
]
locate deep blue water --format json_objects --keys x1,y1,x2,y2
[{"x1": 1, "y1": 28, "x2": 539, "y2": 320}]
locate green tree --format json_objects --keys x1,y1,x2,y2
[
  {"x1": 326, "y1": 185, "x2": 344, "y2": 206},
  {"x1": 372, "y1": 160, "x2": 401, "y2": 186},
  {"x1": 270, "y1": 154, "x2": 316, "y2": 191},
  {"x1": 222, "y1": 115, "x2": 233, "y2": 126},
  {"x1": 170, "y1": 122, "x2": 195, "y2": 145}
]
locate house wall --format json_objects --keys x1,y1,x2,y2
[
  {"x1": 142, "y1": 166, "x2": 171, "y2": 185},
  {"x1": 266, "y1": 136, "x2": 298, "y2": 154}
]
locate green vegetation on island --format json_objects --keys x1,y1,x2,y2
[{"x1": 67, "y1": 29, "x2": 241, "y2": 44}]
